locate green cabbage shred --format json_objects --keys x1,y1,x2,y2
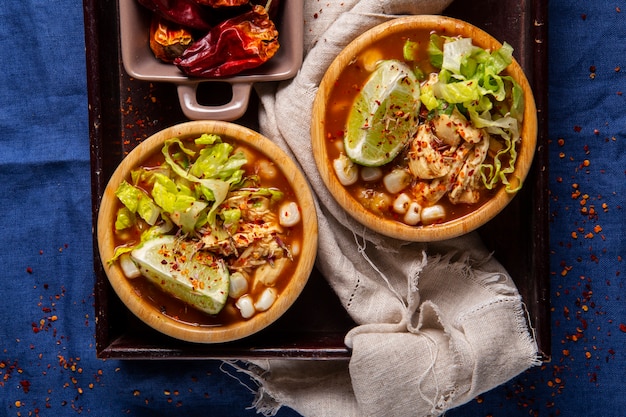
[
  {"x1": 109, "y1": 134, "x2": 249, "y2": 262},
  {"x1": 416, "y1": 34, "x2": 525, "y2": 191}
]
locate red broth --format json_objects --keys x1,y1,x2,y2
[{"x1": 112, "y1": 138, "x2": 303, "y2": 327}]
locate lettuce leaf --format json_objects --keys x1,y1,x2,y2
[
  {"x1": 108, "y1": 216, "x2": 174, "y2": 264},
  {"x1": 114, "y1": 180, "x2": 160, "y2": 226},
  {"x1": 441, "y1": 37, "x2": 475, "y2": 74},
  {"x1": 194, "y1": 133, "x2": 221, "y2": 146},
  {"x1": 220, "y1": 208, "x2": 241, "y2": 234},
  {"x1": 161, "y1": 136, "x2": 248, "y2": 229},
  {"x1": 426, "y1": 35, "x2": 520, "y2": 112},
  {"x1": 112, "y1": 134, "x2": 251, "y2": 264},
  {"x1": 403, "y1": 39, "x2": 420, "y2": 62},
  {"x1": 427, "y1": 34, "x2": 444, "y2": 68},
  {"x1": 480, "y1": 135, "x2": 521, "y2": 193},
  {"x1": 419, "y1": 83, "x2": 439, "y2": 111},
  {"x1": 422, "y1": 35, "x2": 524, "y2": 191},
  {"x1": 114, "y1": 207, "x2": 136, "y2": 230}
]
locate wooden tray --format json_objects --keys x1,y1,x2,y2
[{"x1": 85, "y1": 0, "x2": 550, "y2": 360}]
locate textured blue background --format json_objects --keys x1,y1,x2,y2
[{"x1": 1, "y1": 0, "x2": 624, "y2": 416}]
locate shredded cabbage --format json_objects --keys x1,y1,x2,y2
[
  {"x1": 112, "y1": 134, "x2": 249, "y2": 255},
  {"x1": 403, "y1": 39, "x2": 420, "y2": 62},
  {"x1": 114, "y1": 207, "x2": 135, "y2": 230},
  {"x1": 423, "y1": 34, "x2": 524, "y2": 191},
  {"x1": 480, "y1": 136, "x2": 521, "y2": 193},
  {"x1": 111, "y1": 132, "x2": 245, "y2": 315},
  {"x1": 161, "y1": 136, "x2": 246, "y2": 230},
  {"x1": 114, "y1": 180, "x2": 160, "y2": 227}
]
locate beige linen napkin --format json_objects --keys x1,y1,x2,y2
[{"x1": 237, "y1": 1, "x2": 541, "y2": 416}]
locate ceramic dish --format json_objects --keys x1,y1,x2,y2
[
  {"x1": 311, "y1": 15, "x2": 537, "y2": 242},
  {"x1": 118, "y1": 0, "x2": 303, "y2": 120}
]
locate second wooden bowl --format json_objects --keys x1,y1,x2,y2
[{"x1": 311, "y1": 15, "x2": 537, "y2": 242}]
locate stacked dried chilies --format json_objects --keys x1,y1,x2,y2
[
  {"x1": 137, "y1": 0, "x2": 213, "y2": 30},
  {"x1": 138, "y1": 0, "x2": 281, "y2": 77}
]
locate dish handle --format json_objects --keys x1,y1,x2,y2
[{"x1": 177, "y1": 82, "x2": 252, "y2": 121}]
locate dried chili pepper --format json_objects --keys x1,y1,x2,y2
[
  {"x1": 251, "y1": 0, "x2": 280, "y2": 18},
  {"x1": 137, "y1": 0, "x2": 212, "y2": 31},
  {"x1": 193, "y1": 0, "x2": 249, "y2": 7},
  {"x1": 193, "y1": 0, "x2": 280, "y2": 21},
  {"x1": 149, "y1": 15, "x2": 195, "y2": 62},
  {"x1": 174, "y1": 4, "x2": 279, "y2": 78}
]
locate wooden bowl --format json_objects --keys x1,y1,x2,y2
[
  {"x1": 311, "y1": 15, "x2": 537, "y2": 241},
  {"x1": 97, "y1": 121, "x2": 317, "y2": 343}
]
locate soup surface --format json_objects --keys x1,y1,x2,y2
[
  {"x1": 324, "y1": 29, "x2": 524, "y2": 227},
  {"x1": 110, "y1": 134, "x2": 303, "y2": 327}
]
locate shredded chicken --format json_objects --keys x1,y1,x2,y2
[
  {"x1": 407, "y1": 124, "x2": 450, "y2": 179},
  {"x1": 448, "y1": 134, "x2": 490, "y2": 204},
  {"x1": 429, "y1": 113, "x2": 461, "y2": 147},
  {"x1": 199, "y1": 190, "x2": 289, "y2": 271},
  {"x1": 405, "y1": 103, "x2": 491, "y2": 207},
  {"x1": 449, "y1": 108, "x2": 484, "y2": 144},
  {"x1": 411, "y1": 141, "x2": 474, "y2": 205}
]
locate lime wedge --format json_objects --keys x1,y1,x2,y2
[
  {"x1": 345, "y1": 60, "x2": 421, "y2": 167},
  {"x1": 131, "y1": 235, "x2": 230, "y2": 315}
]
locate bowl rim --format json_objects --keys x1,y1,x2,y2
[
  {"x1": 97, "y1": 120, "x2": 318, "y2": 343},
  {"x1": 311, "y1": 15, "x2": 538, "y2": 242}
]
